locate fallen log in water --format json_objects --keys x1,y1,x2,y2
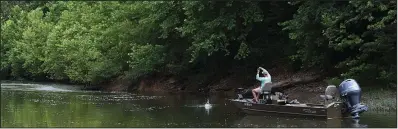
[
  {"x1": 270, "y1": 74, "x2": 324, "y2": 90},
  {"x1": 227, "y1": 73, "x2": 324, "y2": 93}
]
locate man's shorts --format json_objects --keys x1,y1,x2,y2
[{"x1": 253, "y1": 87, "x2": 261, "y2": 93}]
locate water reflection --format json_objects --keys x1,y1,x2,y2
[
  {"x1": 349, "y1": 119, "x2": 368, "y2": 128},
  {"x1": 233, "y1": 115, "x2": 370, "y2": 128},
  {"x1": 1, "y1": 87, "x2": 239, "y2": 128},
  {"x1": 1, "y1": 83, "x2": 396, "y2": 128}
]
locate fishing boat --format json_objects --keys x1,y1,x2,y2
[{"x1": 230, "y1": 79, "x2": 368, "y2": 119}]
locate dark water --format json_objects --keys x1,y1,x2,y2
[{"x1": 1, "y1": 82, "x2": 396, "y2": 128}]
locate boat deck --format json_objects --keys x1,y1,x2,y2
[{"x1": 231, "y1": 99, "x2": 326, "y2": 108}]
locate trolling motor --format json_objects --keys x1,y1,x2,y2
[
  {"x1": 236, "y1": 88, "x2": 246, "y2": 99},
  {"x1": 338, "y1": 79, "x2": 368, "y2": 119}
]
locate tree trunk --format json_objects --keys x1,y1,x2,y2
[{"x1": 271, "y1": 74, "x2": 324, "y2": 91}]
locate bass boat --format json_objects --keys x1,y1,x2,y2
[{"x1": 230, "y1": 79, "x2": 368, "y2": 119}]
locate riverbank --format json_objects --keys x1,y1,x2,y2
[
  {"x1": 282, "y1": 82, "x2": 397, "y2": 111},
  {"x1": 103, "y1": 62, "x2": 324, "y2": 93},
  {"x1": 361, "y1": 88, "x2": 397, "y2": 111},
  {"x1": 98, "y1": 65, "x2": 396, "y2": 111}
]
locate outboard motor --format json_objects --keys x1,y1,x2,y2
[{"x1": 338, "y1": 79, "x2": 368, "y2": 119}]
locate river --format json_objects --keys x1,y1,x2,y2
[{"x1": 1, "y1": 82, "x2": 396, "y2": 128}]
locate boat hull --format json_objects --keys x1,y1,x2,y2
[{"x1": 231, "y1": 99, "x2": 349, "y2": 119}]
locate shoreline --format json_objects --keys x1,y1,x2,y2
[{"x1": 1, "y1": 77, "x2": 396, "y2": 112}]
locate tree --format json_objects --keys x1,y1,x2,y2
[{"x1": 280, "y1": 0, "x2": 396, "y2": 85}]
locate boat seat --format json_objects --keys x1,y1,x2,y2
[
  {"x1": 320, "y1": 85, "x2": 340, "y2": 105},
  {"x1": 320, "y1": 95, "x2": 333, "y2": 100},
  {"x1": 260, "y1": 83, "x2": 272, "y2": 94},
  {"x1": 260, "y1": 83, "x2": 273, "y2": 103}
]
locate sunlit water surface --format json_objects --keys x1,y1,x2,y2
[{"x1": 1, "y1": 82, "x2": 396, "y2": 128}]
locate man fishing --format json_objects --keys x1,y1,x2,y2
[{"x1": 252, "y1": 67, "x2": 272, "y2": 103}]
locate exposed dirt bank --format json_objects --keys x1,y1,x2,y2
[
  {"x1": 100, "y1": 58, "x2": 397, "y2": 110},
  {"x1": 103, "y1": 64, "x2": 329, "y2": 103}
]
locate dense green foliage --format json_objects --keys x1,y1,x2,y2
[
  {"x1": 280, "y1": 1, "x2": 397, "y2": 85},
  {"x1": 1, "y1": 1, "x2": 396, "y2": 87}
]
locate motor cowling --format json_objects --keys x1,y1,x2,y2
[{"x1": 338, "y1": 79, "x2": 368, "y2": 119}]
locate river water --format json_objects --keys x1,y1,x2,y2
[{"x1": 1, "y1": 82, "x2": 396, "y2": 128}]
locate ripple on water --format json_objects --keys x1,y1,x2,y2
[
  {"x1": 32, "y1": 86, "x2": 72, "y2": 92},
  {"x1": 76, "y1": 94, "x2": 165, "y2": 102},
  {"x1": 1, "y1": 83, "x2": 78, "y2": 93},
  {"x1": 127, "y1": 106, "x2": 170, "y2": 112},
  {"x1": 184, "y1": 104, "x2": 216, "y2": 108}
]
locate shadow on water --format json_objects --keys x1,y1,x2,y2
[{"x1": 1, "y1": 82, "x2": 396, "y2": 128}]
